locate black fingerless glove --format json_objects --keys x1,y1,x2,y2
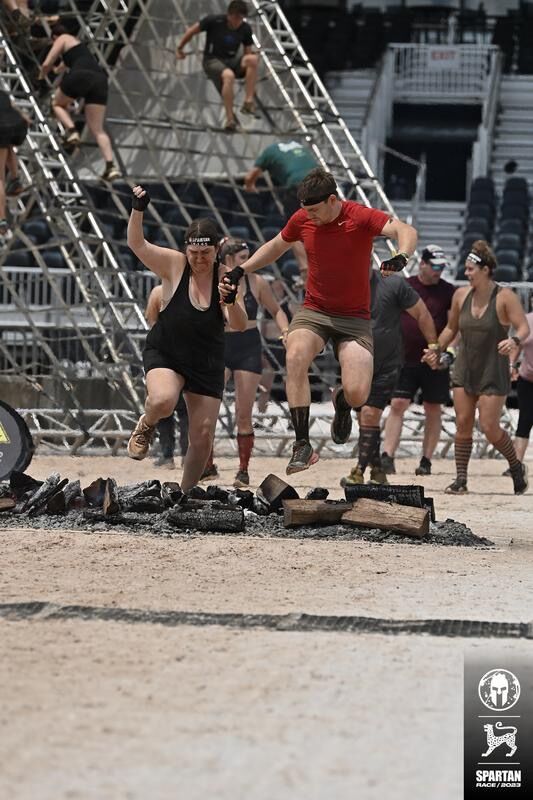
[
  {"x1": 380, "y1": 253, "x2": 408, "y2": 273},
  {"x1": 223, "y1": 266, "x2": 245, "y2": 304},
  {"x1": 131, "y1": 186, "x2": 150, "y2": 212},
  {"x1": 439, "y1": 349, "x2": 456, "y2": 369}
]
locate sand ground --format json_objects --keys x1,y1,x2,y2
[{"x1": 0, "y1": 454, "x2": 532, "y2": 800}]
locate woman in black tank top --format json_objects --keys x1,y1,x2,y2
[
  {"x1": 126, "y1": 186, "x2": 248, "y2": 492},
  {"x1": 39, "y1": 23, "x2": 120, "y2": 182},
  {"x1": 431, "y1": 240, "x2": 529, "y2": 496},
  {"x1": 209, "y1": 238, "x2": 289, "y2": 488}
]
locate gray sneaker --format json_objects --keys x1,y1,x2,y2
[
  {"x1": 286, "y1": 439, "x2": 318, "y2": 475},
  {"x1": 381, "y1": 452, "x2": 396, "y2": 475}
]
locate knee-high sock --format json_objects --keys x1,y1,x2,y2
[
  {"x1": 454, "y1": 437, "x2": 473, "y2": 482},
  {"x1": 493, "y1": 430, "x2": 520, "y2": 470},
  {"x1": 237, "y1": 433, "x2": 254, "y2": 471},
  {"x1": 358, "y1": 426, "x2": 380, "y2": 472},
  {"x1": 290, "y1": 406, "x2": 310, "y2": 442}
]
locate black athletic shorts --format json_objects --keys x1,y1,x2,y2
[
  {"x1": 356, "y1": 362, "x2": 400, "y2": 411},
  {"x1": 60, "y1": 69, "x2": 108, "y2": 105},
  {"x1": 225, "y1": 328, "x2": 262, "y2": 375},
  {"x1": 143, "y1": 347, "x2": 224, "y2": 400},
  {"x1": 393, "y1": 362, "x2": 450, "y2": 405},
  {"x1": 0, "y1": 116, "x2": 27, "y2": 148}
]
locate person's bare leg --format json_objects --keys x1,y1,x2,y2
[
  {"x1": 6, "y1": 147, "x2": 18, "y2": 179},
  {"x1": 84, "y1": 103, "x2": 114, "y2": 162},
  {"x1": 234, "y1": 369, "x2": 261, "y2": 435},
  {"x1": 241, "y1": 53, "x2": 259, "y2": 104},
  {"x1": 338, "y1": 340, "x2": 373, "y2": 410},
  {"x1": 181, "y1": 392, "x2": 221, "y2": 492},
  {"x1": 220, "y1": 68, "x2": 236, "y2": 125},
  {"x1": 257, "y1": 355, "x2": 274, "y2": 413},
  {"x1": 0, "y1": 148, "x2": 8, "y2": 222},
  {"x1": 382, "y1": 396, "x2": 410, "y2": 456},
  {"x1": 514, "y1": 436, "x2": 529, "y2": 462},
  {"x1": 52, "y1": 88, "x2": 76, "y2": 131},
  {"x1": 422, "y1": 401, "x2": 442, "y2": 460},
  {"x1": 285, "y1": 328, "x2": 325, "y2": 409},
  {"x1": 144, "y1": 369, "x2": 184, "y2": 426}
]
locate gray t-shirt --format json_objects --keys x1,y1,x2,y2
[{"x1": 370, "y1": 270, "x2": 419, "y2": 371}]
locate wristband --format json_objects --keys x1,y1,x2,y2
[
  {"x1": 427, "y1": 343, "x2": 440, "y2": 351},
  {"x1": 511, "y1": 335, "x2": 521, "y2": 347}
]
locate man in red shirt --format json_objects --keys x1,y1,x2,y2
[
  {"x1": 382, "y1": 244, "x2": 456, "y2": 476},
  {"x1": 222, "y1": 168, "x2": 418, "y2": 474}
]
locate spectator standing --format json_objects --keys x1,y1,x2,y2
[
  {"x1": 382, "y1": 245, "x2": 456, "y2": 476},
  {"x1": 0, "y1": 89, "x2": 28, "y2": 240},
  {"x1": 176, "y1": 1, "x2": 259, "y2": 132}
]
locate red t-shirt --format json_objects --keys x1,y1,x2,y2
[{"x1": 280, "y1": 200, "x2": 389, "y2": 318}]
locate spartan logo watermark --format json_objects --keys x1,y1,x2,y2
[
  {"x1": 464, "y1": 653, "x2": 532, "y2": 798},
  {"x1": 479, "y1": 669, "x2": 521, "y2": 712}
]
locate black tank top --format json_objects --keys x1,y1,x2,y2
[
  {"x1": 145, "y1": 261, "x2": 224, "y2": 372},
  {"x1": 243, "y1": 275, "x2": 259, "y2": 322},
  {"x1": 63, "y1": 42, "x2": 100, "y2": 71}
]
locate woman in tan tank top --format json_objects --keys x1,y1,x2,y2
[{"x1": 431, "y1": 240, "x2": 529, "y2": 495}]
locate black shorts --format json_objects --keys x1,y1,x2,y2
[
  {"x1": 203, "y1": 57, "x2": 245, "y2": 92},
  {"x1": 0, "y1": 116, "x2": 27, "y2": 148},
  {"x1": 393, "y1": 362, "x2": 450, "y2": 405},
  {"x1": 225, "y1": 328, "x2": 262, "y2": 375},
  {"x1": 143, "y1": 347, "x2": 224, "y2": 400},
  {"x1": 356, "y1": 362, "x2": 400, "y2": 411},
  {"x1": 60, "y1": 69, "x2": 108, "y2": 105},
  {"x1": 516, "y1": 375, "x2": 533, "y2": 438}
]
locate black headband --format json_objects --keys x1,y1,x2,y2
[
  {"x1": 185, "y1": 235, "x2": 218, "y2": 247},
  {"x1": 300, "y1": 191, "x2": 336, "y2": 207}
]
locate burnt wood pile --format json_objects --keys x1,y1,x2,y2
[{"x1": 0, "y1": 471, "x2": 437, "y2": 539}]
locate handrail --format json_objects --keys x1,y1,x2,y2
[
  {"x1": 471, "y1": 49, "x2": 502, "y2": 178},
  {"x1": 361, "y1": 50, "x2": 394, "y2": 174}
]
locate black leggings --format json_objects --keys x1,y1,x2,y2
[{"x1": 516, "y1": 376, "x2": 533, "y2": 438}]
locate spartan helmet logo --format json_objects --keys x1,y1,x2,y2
[
  {"x1": 478, "y1": 669, "x2": 520, "y2": 711},
  {"x1": 489, "y1": 672, "x2": 509, "y2": 707}
]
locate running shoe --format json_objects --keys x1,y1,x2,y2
[
  {"x1": 415, "y1": 456, "x2": 432, "y2": 476},
  {"x1": 63, "y1": 129, "x2": 80, "y2": 146},
  {"x1": 127, "y1": 414, "x2": 155, "y2": 460},
  {"x1": 199, "y1": 463, "x2": 219, "y2": 482},
  {"x1": 368, "y1": 465, "x2": 389, "y2": 485},
  {"x1": 224, "y1": 119, "x2": 238, "y2": 133},
  {"x1": 339, "y1": 466, "x2": 364, "y2": 487},
  {"x1": 510, "y1": 462, "x2": 528, "y2": 495},
  {"x1": 233, "y1": 469, "x2": 250, "y2": 488},
  {"x1": 381, "y1": 452, "x2": 396, "y2": 475},
  {"x1": 330, "y1": 386, "x2": 352, "y2": 444},
  {"x1": 5, "y1": 177, "x2": 24, "y2": 196},
  {"x1": 101, "y1": 163, "x2": 121, "y2": 182},
  {"x1": 444, "y1": 478, "x2": 468, "y2": 494},
  {"x1": 240, "y1": 100, "x2": 257, "y2": 116},
  {"x1": 153, "y1": 454, "x2": 175, "y2": 469},
  {"x1": 286, "y1": 439, "x2": 318, "y2": 475}
]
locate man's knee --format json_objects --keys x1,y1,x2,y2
[
  {"x1": 221, "y1": 69, "x2": 236, "y2": 85},
  {"x1": 242, "y1": 53, "x2": 259, "y2": 69},
  {"x1": 390, "y1": 397, "x2": 410, "y2": 415},
  {"x1": 286, "y1": 346, "x2": 314, "y2": 375},
  {"x1": 424, "y1": 401, "x2": 442, "y2": 418},
  {"x1": 150, "y1": 396, "x2": 177, "y2": 420},
  {"x1": 344, "y1": 384, "x2": 370, "y2": 409}
]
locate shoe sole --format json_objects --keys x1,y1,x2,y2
[
  {"x1": 198, "y1": 473, "x2": 219, "y2": 483},
  {"x1": 444, "y1": 486, "x2": 468, "y2": 494},
  {"x1": 286, "y1": 451, "x2": 319, "y2": 476},
  {"x1": 233, "y1": 479, "x2": 249, "y2": 488},
  {"x1": 415, "y1": 470, "x2": 431, "y2": 476},
  {"x1": 127, "y1": 448, "x2": 147, "y2": 461},
  {"x1": 339, "y1": 477, "x2": 364, "y2": 487}
]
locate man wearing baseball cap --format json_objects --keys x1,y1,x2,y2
[{"x1": 382, "y1": 244, "x2": 456, "y2": 476}]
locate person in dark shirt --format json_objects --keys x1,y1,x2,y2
[
  {"x1": 340, "y1": 268, "x2": 438, "y2": 486},
  {"x1": 39, "y1": 23, "x2": 120, "y2": 181},
  {"x1": 0, "y1": 89, "x2": 28, "y2": 239},
  {"x1": 176, "y1": 0, "x2": 259, "y2": 132},
  {"x1": 381, "y1": 245, "x2": 456, "y2": 476}
]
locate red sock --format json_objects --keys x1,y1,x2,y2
[{"x1": 237, "y1": 433, "x2": 254, "y2": 471}]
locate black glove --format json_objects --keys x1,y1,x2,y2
[
  {"x1": 222, "y1": 266, "x2": 244, "y2": 304},
  {"x1": 438, "y1": 349, "x2": 456, "y2": 370},
  {"x1": 380, "y1": 253, "x2": 408, "y2": 273},
  {"x1": 131, "y1": 186, "x2": 150, "y2": 212}
]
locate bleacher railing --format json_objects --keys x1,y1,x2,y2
[{"x1": 391, "y1": 44, "x2": 499, "y2": 103}]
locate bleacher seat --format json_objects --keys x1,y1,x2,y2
[
  {"x1": 494, "y1": 265, "x2": 520, "y2": 282},
  {"x1": 495, "y1": 248, "x2": 521, "y2": 267}
]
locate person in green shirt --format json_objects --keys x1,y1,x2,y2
[{"x1": 245, "y1": 139, "x2": 317, "y2": 280}]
